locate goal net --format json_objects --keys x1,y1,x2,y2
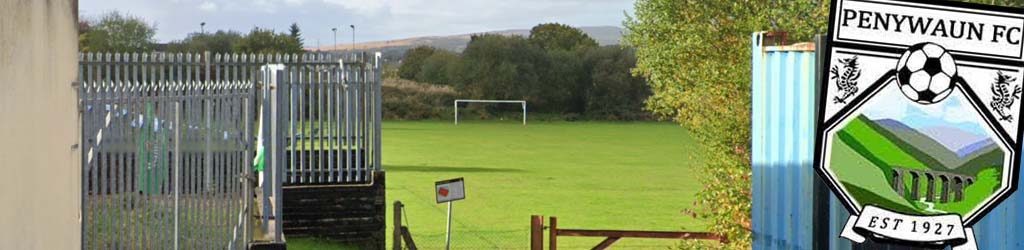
[{"x1": 453, "y1": 99, "x2": 527, "y2": 125}]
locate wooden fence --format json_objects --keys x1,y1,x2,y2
[{"x1": 529, "y1": 215, "x2": 728, "y2": 250}]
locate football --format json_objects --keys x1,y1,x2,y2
[{"x1": 895, "y1": 42, "x2": 958, "y2": 104}]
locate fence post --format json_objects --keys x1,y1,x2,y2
[
  {"x1": 374, "y1": 52, "x2": 383, "y2": 172},
  {"x1": 531, "y1": 215, "x2": 544, "y2": 250},
  {"x1": 272, "y1": 66, "x2": 284, "y2": 243},
  {"x1": 243, "y1": 95, "x2": 252, "y2": 247},
  {"x1": 394, "y1": 201, "x2": 403, "y2": 250},
  {"x1": 174, "y1": 101, "x2": 181, "y2": 250},
  {"x1": 549, "y1": 217, "x2": 557, "y2": 250}
]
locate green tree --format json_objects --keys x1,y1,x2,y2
[
  {"x1": 415, "y1": 50, "x2": 460, "y2": 85},
  {"x1": 80, "y1": 11, "x2": 157, "y2": 52},
  {"x1": 538, "y1": 49, "x2": 584, "y2": 113},
  {"x1": 167, "y1": 30, "x2": 243, "y2": 54},
  {"x1": 398, "y1": 46, "x2": 437, "y2": 80},
  {"x1": 583, "y1": 46, "x2": 648, "y2": 120},
  {"x1": 459, "y1": 34, "x2": 546, "y2": 108},
  {"x1": 234, "y1": 27, "x2": 303, "y2": 54},
  {"x1": 289, "y1": 23, "x2": 303, "y2": 43},
  {"x1": 528, "y1": 23, "x2": 598, "y2": 51}
]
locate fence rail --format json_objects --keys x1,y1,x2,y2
[
  {"x1": 529, "y1": 215, "x2": 728, "y2": 250},
  {"x1": 78, "y1": 51, "x2": 383, "y2": 249}
]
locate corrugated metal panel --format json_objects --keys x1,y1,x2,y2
[
  {"x1": 752, "y1": 31, "x2": 1024, "y2": 249},
  {"x1": 974, "y1": 173, "x2": 1024, "y2": 249},
  {"x1": 751, "y1": 32, "x2": 818, "y2": 250}
]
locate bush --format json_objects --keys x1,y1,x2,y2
[
  {"x1": 382, "y1": 78, "x2": 457, "y2": 120},
  {"x1": 414, "y1": 50, "x2": 460, "y2": 85}
]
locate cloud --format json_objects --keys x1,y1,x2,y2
[
  {"x1": 80, "y1": 0, "x2": 633, "y2": 43},
  {"x1": 861, "y1": 83, "x2": 987, "y2": 135},
  {"x1": 284, "y1": 0, "x2": 306, "y2": 6},
  {"x1": 198, "y1": 1, "x2": 219, "y2": 12},
  {"x1": 862, "y1": 83, "x2": 909, "y2": 121}
]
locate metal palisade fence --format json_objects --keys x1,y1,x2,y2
[
  {"x1": 265, "y1": 53, "x2": 383, "y2": 185},
  {"x1": 78, "y1": 52, "x2": 383, "y2": 249}
]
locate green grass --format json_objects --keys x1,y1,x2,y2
[
  {"x1": 830, "y1": 137, "x2": 918, "y2": 213},
  {"x1": 839, "y1": 116, "x2": 928, "y2": 171},
  {"x1": 287, "y1": 238, "x2": 362, "y2": 250},
  {"x1": 290, "y1": 120, "x2": 709, "y2": 249},
  {"x1": 832, "y1": 116, "x2": 1003, "y2": 216}
]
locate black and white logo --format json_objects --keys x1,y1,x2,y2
[{"x1": 815, "y1": 1, "x2": 1024, "y2": 249}]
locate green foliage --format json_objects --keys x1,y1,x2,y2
[
  {"x1": 398, "y1": 46, "x2": 437, "y2": 79},
  {"x1": 528, "y1": 23, "x2": 599, "y2": 51},
  {"x1": 459, "y1": 34, "x2": 547, "y2": 106},
  {"x1": 167, "y1": 31, "x2": 243, "y2": 54},
  {"x1": 383, "y1": 78, "x2": 458, "y2": 120},
  {"x1": 79, "y1": 11, "x2": 157, "y2": 52},
  {"x1": 414, "y1": 49, "x2": 461, "y2": 85},
  {"x1": 584, "y1": 46, "x2": 650, "y2": 120},
  {"x1": 625, "y1": 0, "x2": 1024, "y2": 249},
  {"x1": 289, "y1": 23, "x2": 303, "y2": 42},
  {"x1": 395, "y1": 23, "x2": 647, "y2": 118},
  {"x1": 234, "y1": 27, "x2": 304, "y2": 54},
  {"x1": 625, "y1": 0, "x2": 830, "y2": 248},
  {"x1": 538, "y1": 49, "x2": 585, "y2": 113}
]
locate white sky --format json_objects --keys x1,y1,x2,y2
[
  {"x1": 862, "y1": 83, "x2": 986, "y2": 136},
  {"x1": 79, "y1": 0, "x2": 635, "y2": 44}
]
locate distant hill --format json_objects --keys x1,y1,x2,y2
[
  {"x1": 856, "y1": 116, "x2": 1002, "y2": 176},
  {"x1": 919, "y1": 126, "x2": 987, "y2": 153},
  {"x1": 956, "y1": 139, "x2": 995, "y2": 158},
  {"x1": 307, "y1": 26, "x2": 625, "y2": 58},
  {"x1": 870, "y1": 118, "x2": 957, "y2": 171}
]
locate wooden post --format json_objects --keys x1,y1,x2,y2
[
  {"x1": 549, "y1": 217, "x2": 558, "y2": 250},
  {"x1": 401, "y1": 226, "x2": 419, "y2": 250},
  {"x1": 394, "y1": 201, "x2": 403, "y2": 250},
  {"x1": 531, "y1": 215, "x2": 544, "y2": 250}
]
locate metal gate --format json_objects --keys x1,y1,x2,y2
[
  {"x1": 79, "y1": 52, "x2": 383, "y2": 249},
  {"x1": 261, "y1": 53, "x2": 382, "y2": 186}
]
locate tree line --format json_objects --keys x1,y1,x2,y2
[
  {"x1": 79, "y1": 11, "x2": 304, "y2": 54},
  {"x1": 397, "y1": 23, "x2": 649, "y2": 120}
]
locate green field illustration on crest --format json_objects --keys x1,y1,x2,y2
[{"x1": 829, "y1": 87, "x2": 1005, "y2": 216}]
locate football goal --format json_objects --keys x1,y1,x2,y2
[{"x1": 453, "y1": 99, "x2": 527, "y2": 125}]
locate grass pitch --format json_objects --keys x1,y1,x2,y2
[{"x1": 292, "y1": 120, "x2": 709, "y2": 249}]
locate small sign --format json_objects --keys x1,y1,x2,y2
[
  {"x1": 435, "y1": 178, "x2": 465, "y2": 203},
  {"x1": 816, "y1": 0, "x2": 1024, "y2": 248}
]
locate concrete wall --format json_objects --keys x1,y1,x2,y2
[{"x1": 0, "y1": 0, "x2": 80, "y2": 249}]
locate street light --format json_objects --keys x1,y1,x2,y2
[
  {"x1": 200, "y1": 22, "x2": 206, "y2": 34},
  {"x1": 332, "y1": 27, "x2": 338, "y2": 52},
  {"x1": 350, "y1": 25, "x2": 355, "y2": 51}
]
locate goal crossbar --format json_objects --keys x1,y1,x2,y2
[{"x1": 454, "y1": 99, "x2": 527, "y2": 125}]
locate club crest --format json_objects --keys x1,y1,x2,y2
[{"x1": 816, "y1": 0, "x2": 1024, "y2": 248}]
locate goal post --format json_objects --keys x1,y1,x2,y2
[{"x1": 454, "y1": 99, "x2": 527, "y2": 125}]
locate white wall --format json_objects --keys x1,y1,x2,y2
[{"x1": 0, "y1": 0, "x2": 81, "y2": 249}]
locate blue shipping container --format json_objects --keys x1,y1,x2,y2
[{"x1": 750, "y1": 32, "x2": 1024, "y2": 249}]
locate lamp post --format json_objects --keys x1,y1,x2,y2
[
  {"x1": 350, "y1": 25, "x2": 355, "y2": 51},
  {"x1": 200, "y1": 22, "x2": 206, "y2": 34},
  {"x1": 332, "y1": 27, "x2": 338, "y2": 52}
]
